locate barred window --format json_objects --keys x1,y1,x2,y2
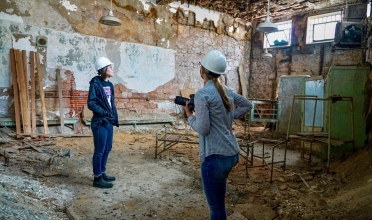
[{"x1": 306, "y1": 11, "x2": 342, "y2": 44}]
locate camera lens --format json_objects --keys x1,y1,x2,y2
[{"x1": 175, "y1": 96, "x2": 187, "y2": 106}]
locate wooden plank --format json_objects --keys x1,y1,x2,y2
[
  {"x1": 14, "y1": 49, "x2": 27, "y2": 132},
  {"x1": 10, "y1": 49, "x2": 21, "y2": 136},
  {"x1": 56, "y1": 69, "x2": 64, "y2": 134},
  {"x1": 238, "y1": 64, "x2": 248, "y2": 98},
  {"x1": 30, "y1": 51, "x2": 37, "y2": 134},
  {"x1": 21, "y1": 50, "x2": 31, "y2": 134},
  {"x1": 21, "y1": 50, "x2": 30, "y2": 108},
  {"x1": 8, "y1": 133, "x2": 92, "y2": 137},
  {"x1": 35, "y1": 52, "x2": 49, "y2": 134},
  {"x1": 23, "y1": 141, "x2": 43, "y2": 153}
]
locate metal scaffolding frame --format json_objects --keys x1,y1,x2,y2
[
  {"x1": 154, "y1": 127, "x2": 199, "y2": 159},
  {"x1": 286, "y1": 95, "x2": 355, "y2": 171},
  {"x1": 155, "y1": 127, "x2": 287, "y2": 183},
  {"x1": 239, "y1": 137, "x2": 287, "y2": 182}
]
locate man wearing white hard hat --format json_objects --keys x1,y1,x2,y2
[
  {"x1": 183, "y1": 50, "x2": 252, "y2": 219},
  {"x1": 87, "y1": 57, "x2": 119, "y2": 189}
]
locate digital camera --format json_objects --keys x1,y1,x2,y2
[{"x1": 175, "y1": 94, "x2": 195, "y2": 111}]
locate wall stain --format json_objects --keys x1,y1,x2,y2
[
  {"x1": 59, "y1": 35, "x2": 66, "y2": 44},
  {"x1": 77, "y1": 62, "x2": 92, "y2": 72},
  {"x1": 0, "y1": 1, "x2": 30, "y2": 17},
  {"x1": 2, "y1": 56, "x2": 6, "y2": 66},
  {"x1": 43, "y1": 29, "x2": 52, "y2": 35},
  {"x1": 149, "y1": 8, "x2": 158, "y2": 19},
  {"x1": 9, "y1": 24, "x2": 20, "y2": 33},
  {"x1": 0, "y1": 26, "x2": 6, "y2": 53},
  {"x1": 69, "y1": 35, "x2": 83, "y2": 47},
  {"x1": 24, "y1": 25, "x2": 32, "y2": 32},
  {"x1": 123, "y1": 5, "x2": 137, "y2": 13},
  {"x1": 56, "y1": 48, "x2": 83, "y2": 67}
]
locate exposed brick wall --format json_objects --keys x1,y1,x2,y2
[
  {"x1": 174, "y1": 26, "x2": 248, "y2": 94},
  {"x1": 249, "y1": 13, "x2": 366, "y2": 101},
  {"x1": 249, "y1": 59, "x2": 276, "y2": 99},
  {"x1": 43, "y1": 70, "x2": 88, "y2": 118}
]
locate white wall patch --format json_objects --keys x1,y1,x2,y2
[
  {"x1": 11, "y1": 36, "x2": 36, "y2": 52},
  {"x1": 0, "y1": 95, "x2": 9, "y2": 100},
  {"x1": 0, "y1": 12, "x2": 23, "y2": 23},
  {"x1": 156, "y1": 18, "x2": 163, "y2": 24},
  {"x1": 168, "y1": 1, "x2": 221, "y2": 27},
  {"x1": 118, "y1": 43, "x2": 175, "y2": 93},
  {"x1": 59, "y1": 0, "x2": 78, "y2": 12}
]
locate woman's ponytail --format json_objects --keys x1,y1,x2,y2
[{"x1": 203, "y1": 68, "x2": 232, "y2": 112}]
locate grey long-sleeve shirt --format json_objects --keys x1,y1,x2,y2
[{"x1": 187, "y1": 80, "x2": 252, "y2": 161}]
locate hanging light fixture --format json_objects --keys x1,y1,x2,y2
[
  {"x1": 99, "y1": 0, "x2": 121, "y2": 26},
  {"x1": 262, "y1": 32, "x2": 272, "y2": 58},
  {"x1": 256, "y1": 0, "x2": 278, "y2": 33},
  {"x1": 262, "y1": 48, "x2": 272, "y2": 58}
]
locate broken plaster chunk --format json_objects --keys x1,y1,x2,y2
[
  {"x1": 42, "y1": 171, "x2": 69, "y2": 177},
  {"x1": 22, "y1": 167, "x2": 35, "y2": 175},
  {"x1": 228, "y1": 212, "x2": 248, "y2": 220},
  {"x1": 276, "y1": 177, "x2": 286, "y2": 183},
  {"x1": 278, "y1": 184, "x2": 288, "y2": 190}
]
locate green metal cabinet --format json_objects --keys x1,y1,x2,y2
[{"x1": 325, "y1": 66, "x2": 370, "y2": 158}]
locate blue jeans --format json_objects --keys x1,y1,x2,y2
[
  {"x1": 91, "y1": 119, "x2": 113, "y2": 177},
  {"x1": 201, "y1": 153, "x2": 239, "y2": 220}
]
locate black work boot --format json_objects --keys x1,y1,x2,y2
[
  {"x1": 93, "y1": 176, "x2": 113, "y2": 188},
  {"x1": 102, "y1": 173, "x2": 116, "y2": 182}
]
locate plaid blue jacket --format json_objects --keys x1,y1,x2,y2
[{"x1": 188, "y1": 80, "x2": 252, "y2": 161}]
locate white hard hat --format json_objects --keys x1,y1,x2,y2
[
  {"x1": 200, "y1": 50, "x2": 226, "y2": 75},
  {"x1": 95, "y1": 57, "x2": 113, "y2": 71}
]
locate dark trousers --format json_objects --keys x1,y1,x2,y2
[
  {"x1": 91, "y1": 120, "x2": 113, "y2": 177},
  {"x1": 201, "y1": 153, "x2": 239, "y2": 220}
]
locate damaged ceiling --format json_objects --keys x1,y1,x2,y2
[{"x1": 157, "y1": 0, "x2": 365, "y2": 22}]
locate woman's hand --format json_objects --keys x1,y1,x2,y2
[{"x1": 183, "y1": 100, "x2": 193, "y2": 118}]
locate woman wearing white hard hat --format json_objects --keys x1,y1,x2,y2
[
  {"x1": 87, "y1": 57, "x2": 119, "y2": 189},
  {"x1": 184, "y1": 50, "x2": 252, "y2": 219}
]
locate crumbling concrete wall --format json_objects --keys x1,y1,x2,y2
[{"x1": 0, "y1": 0, "x2": 250, "y2": 124}]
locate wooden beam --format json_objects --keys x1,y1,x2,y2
[
  {"x1": 10, "y1": 49, "x2": 21, "y2": 136},
  {"x1": 8, "y1": 133, "x2": 92, "y2": 138},
  {"x1": 30, "y1": 51, "x2": 37, "y2": 135},
  {"x1": 21, "y1": 50, "x2": 30, "y2": 107},
  {"x1": 238, "y1": 64, "x2": 248, "y2": 98},
  {"x1": 23, "y1": 141, "x2": 43, "y2": 153},
  {"x1": 21, "y1": 50, "x2": 31, "y2": 134},
  {"x1": 14, "y1": 49, "x2": 27, "y2": 132},
  {"x1": 56, "y1": 69, "x2": 64, "y2": 134},
  {"x1": 35, "y1": 52, "x2": 49, "y2": 134}
]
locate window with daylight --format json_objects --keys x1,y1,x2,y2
[
  {"x1": 306, "y1": 11, "x2": 342, "y2": 44},
  {"x1": 264, "y1": 20, "x2": 292, "y2": 48}
]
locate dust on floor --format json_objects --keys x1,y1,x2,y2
[{"x1": 0, "y1": 120, "x2": 372, "y2": 220}]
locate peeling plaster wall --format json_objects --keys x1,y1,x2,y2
[
  {"x1": 0, "y1": 19, "x2": 175, "y2": 119},
  {"x1": 0, "y1": 19, "x2": 175, "y2": 91},
  {"x1": 0, "y1": 0, "x2": 74, "y2": 33},
  {"x1": 0, "y1": 0, "x2": 250, "y2": 121}
]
